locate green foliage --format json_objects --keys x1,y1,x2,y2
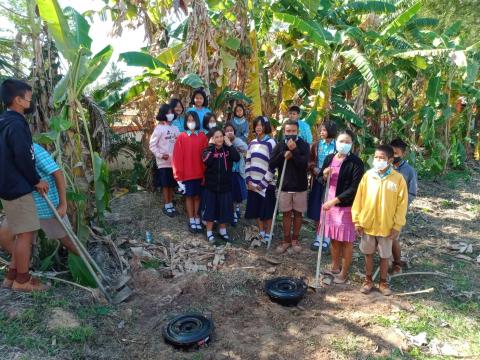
[
  {"x1": 119, "y1": 51, "x2": 168, "y2": 69},
  {"x1": 68, "y1": 254, "x2": 97, "y2": 287},
  {"x1": 180, "y1": 73, "x2": 206, "y2": 88}
]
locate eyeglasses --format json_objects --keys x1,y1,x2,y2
[{"x1": 22, "y1": 96, "x2": 32, "y2": 103}]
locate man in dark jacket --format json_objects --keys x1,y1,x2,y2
[
  {"x1": 270, "y1": 120, "x2": 310, "y2": 254},
  {"x1": 0, "y1": 79, "x2": 49, "y2": 292}
]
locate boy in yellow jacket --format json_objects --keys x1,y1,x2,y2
[{"x1": 352, "y1": 145, "x2": 408, "y2": 296}]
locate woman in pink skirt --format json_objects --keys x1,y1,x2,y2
[{"x1": 319, "y1": 130, "x2": 364, "y2": 283}]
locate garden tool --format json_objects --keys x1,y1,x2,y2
[
  {"x1": 44, "y1": 195, "x2": 133, "y2": 304},
  {"x1": 313, "y1": 172, "x2": 331, "y2": 289},
  {"x1": 266, "y1": 157, "x2": 288, "y2": 250}
]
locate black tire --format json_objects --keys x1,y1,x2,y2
[
  {"x1": 264, "y1": 277, "x2": 307, "y2": 306},
  {"x1": 163, "y1": 313, "x2": 214, "y2": 347}
]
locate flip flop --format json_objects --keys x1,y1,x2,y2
[
  {"x1": 323, "y1": 269, "x2": 341, "y2": 276},
  {"x1": 333, "y1": 275, "x2": 348, "y2": 284}
]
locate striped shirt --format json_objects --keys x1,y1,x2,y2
[{"x1": 245, "y1": 135, "x2": 276, "y2": 196}]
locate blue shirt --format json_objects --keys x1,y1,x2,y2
[
  {"x1": 32, "y1": 143, "x2": 60, "y2": 219},
  {"x1": 186, "y1": 107, "x2": 212, "y2": 131},
  {"x1": 317, "y1": 139, "x2": 336, "y2": 169},
  {"x1": 394, "y1": 160, "x2": 418, "y2": 206},
  {"x1": 298, "y1": 120, "x2": 313, "y2": 144},
  {"x1": 232, "y1": 117, "x2": 249, "y2": 143},
  {"x1": 171, "y1": 116, "x2": 185, "y2": 133}
]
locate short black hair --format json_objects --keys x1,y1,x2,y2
[
  {"x1": 207, "y1": 127, "x2": 224, "y2": 140},
  {"x1": 169, "y1": 98, "x2": 184, "y2": 113},
  {"x1": 321, "y1": 121, "x2": 337, "y2": 139},
  {"x1": 202, "y1": 112, "x2": 217, "y2": 130},
  {"x1": 234, "y1": 104, "x2": 245, "y2": 117},
  {"x1": 156, "y1": 103, "x2": 171, "y2": 122},
  {"x1": 337, "y1": 129, "x2": 355, "y2": 141},
  {"x1": 191, "y1": 88, "x2": 208, "y2": 107},
  {"x1": 0, "y1": 79, "x2": 32, "y2": 107},
  {"x1": 376, "y1": 144, "x2": 394, "y2": 159},
  {"x1": 283, "y1": 119, "x2": 299, "y2": 128},
  {"x1": 184, "y1": 111, "x2": 201, "y2": 131},
  {"x1": 390, "y1": 138, "x2": 408, "y2": 152},
  {"x1": 288, "y1": 105, "x2": 301, "y2": 114},
  {"x1": 252, "y1": 116, "x2": 272, "y2": 135},
  {"x1": 224, "y1": 121, "x2": 236, "y2": 134}
]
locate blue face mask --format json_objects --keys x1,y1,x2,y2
[{"x1": 336, "y1": 142, "x2": 352, "y2": 155}]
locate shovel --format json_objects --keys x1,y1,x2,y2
[
  {"x1": 43, "y1": 195, "x2": 133, "y2": 304},
  {"x1": 313, "y1": 172, "x2": 331, "y2": 289},
  {"x1": 266, "y1": 158, "x2": 288, "y2": 250}
]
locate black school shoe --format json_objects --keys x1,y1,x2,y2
[
  {"x1": 220, "y1": 233, "x2": 232, "y2": 243},
  {"x1": 188, "y1": 222, "x2": 197, "y2": 234},
  {"x1": 162, "y1": 207, "x2": 175, "y2": 218}
]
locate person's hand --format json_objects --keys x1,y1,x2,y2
[
  {"x1": 57, "y1": 202, "x2": 67, "y2": 217},
  {"x1": 208, "y1": 137, "x2": 215, "y2": 144},
  {"x1": 313, "y1": 167, "x2": 321, "y2": 176},
  {"x1": 287, "y1": 139, "x2": 297, "y2": 151},
  {"x1": 284, "y1": 150, "x2": 293, "y2": 160},
  {"x1": 389, "y1": 228, "x2": 400, "y2": 240},
  {"x1": 162, "y1": 154, "x2": 169, "y2": 160},
  {"x1": 355, "y1": 225, "x2": 364, "y2": 237},
  {"x1": 224, "y1": 136, "x2": 232, "y2": 147},
  {"x1": 177, "y1": 181, "x2": 186, "y2": 195},
  {"x1": 323, "y1": 167, "x2": 332, "y2": 178},
  {"x1": 248, "y1": 181, "x2": 259, "y2": 192},
  {"x1": 322, "y1": 199, "x2": 336, "y2": 211},
  {"x1": 35, "y1": 180, "x2": 49, "y2": 195}
]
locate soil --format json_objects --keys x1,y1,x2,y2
[
  {"x1": 94, "y1": 163, "x2": 480, "y2": 359},
  {"x1": 1, "y1": 163, "x2": 480, "y2": 359}
]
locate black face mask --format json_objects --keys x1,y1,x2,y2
[
  {"x1": 284, "y1": 134, "x2": 297, "y2": 143},
  {"x1": 24, "y1": 97, "x2": 36, "y2": 115},
  {"x1": 393, "y1": 156, "x2": 402, "y2": 164}
]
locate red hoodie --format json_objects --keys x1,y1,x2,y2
[{"x1": 172, "y1": 131, "x2": 208, "y2": 182}]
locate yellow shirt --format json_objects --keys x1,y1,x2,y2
[{"x1": 352, "y1": 168, "x2": 408, "y2": 237}]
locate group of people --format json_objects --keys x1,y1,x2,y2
[
  {"x1": 150, "y1": 88, "x2": 418, "y2": 296},
  {"x1": 0, "y1": 78, "x2": 418, "y2": 296}
]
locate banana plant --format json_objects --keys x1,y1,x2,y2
[{"x1": 36, "y1": 0, "x2": 112, "y2": 225}]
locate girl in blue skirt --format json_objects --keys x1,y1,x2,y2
[{"x1": 202, "y1": 127, "x2": 240, "y2": 242}]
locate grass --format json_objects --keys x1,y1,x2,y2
[
  {"x1": 0, "y1": 288, "x2": 111, "y2": 357},
  {"x1": 330, "y1": 336, "x2": 361, "y2": 358}
]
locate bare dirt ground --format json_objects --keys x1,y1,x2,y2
[{"x1": 1, "y1": 163, "x2": 480, "y2": 359}]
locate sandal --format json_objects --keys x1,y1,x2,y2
[
  {"x1": 195, "y1": 223, "x2": 204, "y2": 234},
  {"x1": 188, "y1": 223, "x2": 197, "y2": 234},
  {"x1": 333, "y1": 275, "x2": 348, "y2": 284},
  {"x1": 206, "y1": 234, "x2": 216, "y2": 243},
  {"x1": 391, "y1": 262, "x2": 402, "y2": 275},
  {"x1": 360, "y1": 276, "x2": 374, "y2": 294},
  {"x1": 261, "y1": 234, "x2": 270, "y2": 245},
  {"x1": 379, "y1": 279, "x2": 393, "y2": 296},
  {"x1": 163, "y1": 207, "x2": 175, "y2": 218},
  {"x1": 220, "y1": 233, "x2": 232, "y2": 243},
  {"x1": 310, "y1": 240, "x2": 320, "y2": 251},
  {"x1": 323, "y1": 268, "x2": 341, "y2": 276},
  {"x1": 275, "y1": 242, "x2": 291, "y2": 255},
  {"x1": 291, "y1": 240, "x2": 302, "y2": 253}
]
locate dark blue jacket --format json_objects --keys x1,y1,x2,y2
[{"x1": 0, "y1": 110, "x2": 41, "y2": 200}]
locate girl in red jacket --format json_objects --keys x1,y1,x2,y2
[{"x1": 173, "y1": 111, "x2": 208, "y2": 233}]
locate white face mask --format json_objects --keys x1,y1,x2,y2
[
  {"x1": 336, "y1": 142, "x2": 352, "y2": 155},
  {"x1": 187, "y1": 122, "x2": 196, "y2": 131},
  {"x1": 166, "y1": 113, "x2": 175, "y2": 122},
  {"x1": 373, "y1": 159, "x2": 389, "y2": 172},
  {"x1": 208, "y1": 122, "x2": 216, "y2": 129}
]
